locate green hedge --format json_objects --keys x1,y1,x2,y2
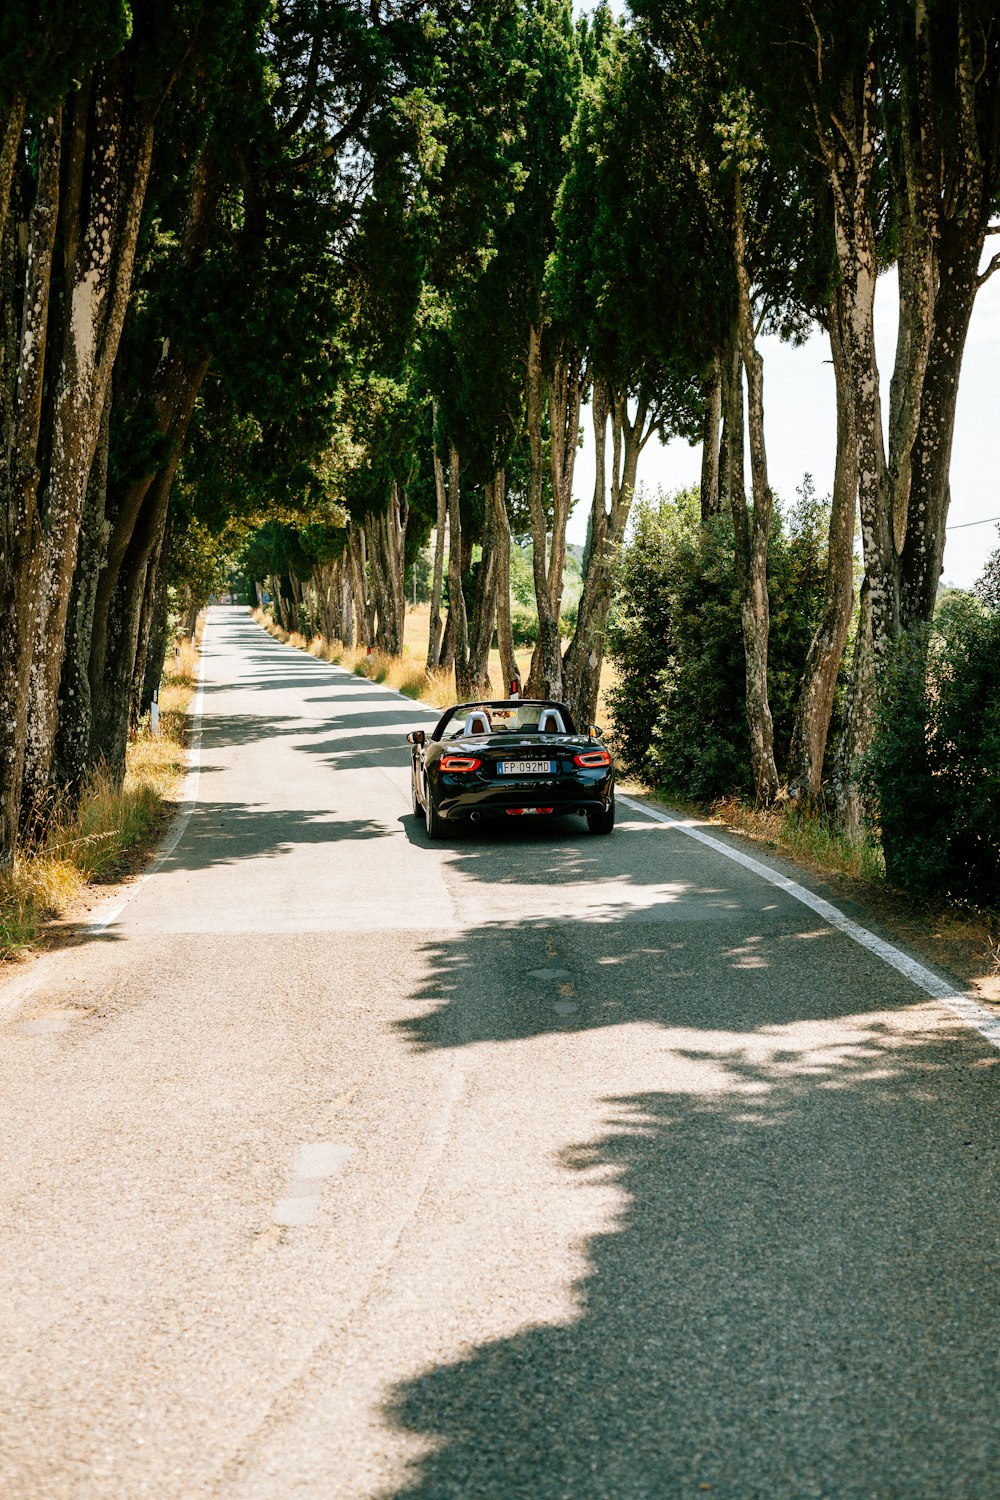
[
  {"x1": 863, "y1": 596, "x2": 1000, "y2": 906},
  {"x1": 606, "y1": 487, "x2": 828, "y2": 799}
]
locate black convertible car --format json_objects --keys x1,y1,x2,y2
[{"x1": 407, "y1": 697, "x2": 615, "y2": 839}]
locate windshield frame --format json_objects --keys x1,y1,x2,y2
[{"x1": 431, "y1": 699, "x2": 577, "y2": 741}]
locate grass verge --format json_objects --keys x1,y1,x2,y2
[{"x1": 0, "y1": 636, "x2": 199, "y2": 963}]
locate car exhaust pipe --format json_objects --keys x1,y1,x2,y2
[{"x1": 470, "y1": 811, "x2": 481, "y2": 823}]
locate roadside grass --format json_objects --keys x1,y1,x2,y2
[
  {"x1": 630, "y1": 782, "x2": 886, "y2": 889},
  {"x1": 0, "y1": 636, "x2": 198, "y2": 963},
  {"x1": 704, "y1": 793, "x2": 887, "y2": 884}
]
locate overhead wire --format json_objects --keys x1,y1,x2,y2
[{"x1": 946, "y1": 514, "x2": 1000, "y2": 530}]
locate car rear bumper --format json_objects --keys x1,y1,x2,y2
[{"x1": 434, "y1": 773, "x2": 614, "y2": 821}]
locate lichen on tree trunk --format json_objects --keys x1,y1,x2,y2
[
  {"x1": 729, "y1": 178, "x2": 778, "y2": 806},
  {"x1": 21, "y1": 64, "x2": 155, "y2": 823},
  {"x1": 525, "y1": 326, "x2": 584, "y2": 700},
  {"x1": 787, "y1": 287, "x2": 857, "y2": 805}
]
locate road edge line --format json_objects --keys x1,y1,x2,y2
[{"x1": 619, "y1": 793, "x2": 1000, "y2": 1053}]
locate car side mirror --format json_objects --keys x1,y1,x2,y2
[
  {"x1": 588, "y1": 724, "x2": 603, "y2": 739},
  {"x1": 407, "y1": 729, "x2": 425, "y2": 747}
]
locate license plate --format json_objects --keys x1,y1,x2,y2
[{"x1": 500, "y1": 760, "x2": 553, "y2": 775}]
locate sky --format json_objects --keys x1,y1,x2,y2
[{"x1": 568, "y1": 265, "x2": 1000, "y2": 590}]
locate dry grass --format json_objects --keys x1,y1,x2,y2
[
  {"x1": 0, "y1": 634, "x2": 198, "y2": 963},
  {"x1": 706, "y1": 794, "x2": 886, "y2": 884}
]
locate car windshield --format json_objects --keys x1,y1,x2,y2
[{"x1": 436, "y1": 700, "x2": 575, "y2": 740}]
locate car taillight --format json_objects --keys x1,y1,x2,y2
[
  {"x1": 439, "y1": 755, "x2": 481, "y2": 772},
  {"x1": 573, "y1": 748, "x2": 611, "y2": 768}
]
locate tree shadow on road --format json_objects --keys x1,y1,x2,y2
[
  {"x1": 378, "y1": 915, "x2": 1000, "y2": 1499},
  {"x1": 158, "y1": 800, "x2": 394, "y2": 871}
]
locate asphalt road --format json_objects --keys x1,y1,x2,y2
[{"x1": 1, "y1": 605, "x2": 997, "y2": 1500}]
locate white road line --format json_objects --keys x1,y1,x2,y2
[
  {"x1": 272, "y1": 1141, "x2": 355, "y2": 1227},
  {"x1": 85, "y1": 636, "x2": 209, "y2": 934},
  {"x1": 620, "y1": 794, "x2": 1000, "y2": 1052}
]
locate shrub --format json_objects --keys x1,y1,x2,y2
[
  {"x1": 606, "y1": 487, "x2": 827, "y2": 799},
  {"x1": 509, "y1": 607, "x2": 579, "y2": 648},
  {"x1": 863, "y1": 596, "x2": 1000, "y2": 906},
  {"x1": 511, "y1": 608, "x2": 538, "y2": 647}
]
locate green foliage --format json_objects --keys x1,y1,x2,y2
[
  {"x1": 975, "y1": 527, "x2": 1000, "y2": 612},
  {"x1": 509, "y1": 605, "x2": 578, "y2": 648},
  {"x1": 549, "y1": 17, "x2": 729, "y2": 425},
  {"x1": 607, "y1": 488, "x2": 828, "y2": 798},
  {"x1": 0, "y1": 1, "x2": 131, "y2": 110},
  {"x1": 863, "y1": 597, "x2": 1000, "y2": 906},
  {"x1": 510, "y1": 543, "x2": 536, "y2": 608}
]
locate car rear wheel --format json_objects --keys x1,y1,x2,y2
[
  {"x1": 424, "y1": 781, "x2": 444, "y2": 840},
  {"x1": 587, "y1": 798, "x2": 615, "y2": 835}
]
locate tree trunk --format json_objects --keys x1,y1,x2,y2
[
  {"x1": 128, "y1": 533, "x2": 164, "y2": 734},
  {"x1": 462, "y1": 514, "x2": 497, "y2": 701},
  {"x1": 289, "y1": 571, "x2": 305, "y2": 633},
  {"x1": 439, "y1": 606, "x2": 456, "y2": 675},
  {"x1": 731, "y1": 176, "x2": 778, "y2": 806},
  {"x1": 86, "y1": 346, "x2": 210, "y2": 779},
  {"x1": 426, "y1": 405, "x2": 447, "y2": 670},
  {"x1": 340, "y1": 564, "x2": 354, "y2": 647},
  {"x1": 894, "y1": 2, "x2": 996, "y2": 628},
  {"x1": 806, "y1": 13, "x2": 999, "y2": 829},
  {"x1": 365, "y1": 515, "x2": 392, "y2": 652},
  {"x1": 180, "y1": 589, "x2": 200, "y2": 640},
  {"x1": 699, "y1": 355, "x2": 723, "y2": 519},
  {"x1": 825, "y1": 60, "x2": 895, "y2": 661},
  {"x1": 347, "y1": 524, "x2": 372, "y2": 648},
  {"x1": 271, "y1": 574, "x2": 290, "y2": 632},
  {"x1": 53, "y1": 384, "x2": 112, "y2": 789},
  {"x1": 524, "y1": 325, "x2": 563, "y2": 693},
  {"x1": 138, "y1": 529, "x2": 170, "y2": 719},
  {"x1": 900, "y1": 231, "x2": 980, "y2": 625},
  {"x1": 0, "y1": 110, "x2": 60, "y2": 860},
  {"x1": 312, "y1": 559, "x2": 339, "y2": 642},
  {"x1": 831, "y1": 582, "x2": 875, "y2": 838},
  {"x1": 563, "y1": 379, "x2": 654, "y2": 729},
  {"x1": 526, "y1": 328, "x2": 584, "y2": 699},
  {"x1": 377, "y1": 480, "x2": 408, "y2": 656},
  {"x1": 365, "y1": 485, "x2": 408, "y2": 657},
  {"x1": 787, "y1": 286, "x2": 858, "y2": 805},
  {"x1": 0, "y1": 93, "x2": 26, "y2": 258},
  {"x1": 22, "y1": 66, "x2": 155, "y2": 821},
  {"x1": 446, "y1": 443, "x2": 469, "y2": 689},
  {"x1": 490, "y1": 469, "x2": 518, "y2": 695}
]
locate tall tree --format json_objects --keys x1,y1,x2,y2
[
  {"x1": 554, "y1": 18, "x2": 717, "y2": 728},
  {"x1": 53, "y1": 0, "x2": 440, "y2": 785},
  {"x1": 0, "y1": 3, "x2": 217, "y2": 855},
  {"x1": 694, "y1": 0, "x2": 1000, "y2": 665}
]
